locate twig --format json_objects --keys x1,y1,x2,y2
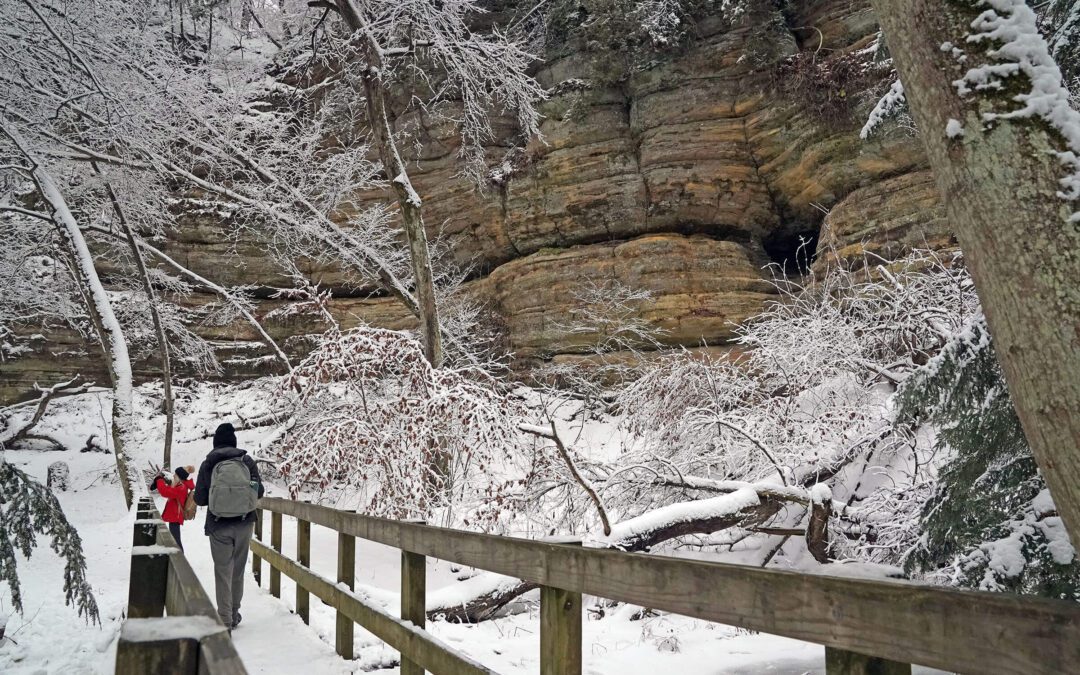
[
  {"x1": 711, "y1": 418, "x2": 788, "y2": 486},
  {"x1": 520, "y1": 422, "x2": 613, "y2": 536}
]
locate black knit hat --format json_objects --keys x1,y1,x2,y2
[
  {"x1": 174, "y1": 466, "x2": 190, "y2": 481},
  {"x1": 213, "y1": 422, "x2": 237, "y2": 449}
]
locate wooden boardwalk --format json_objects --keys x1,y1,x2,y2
[{"x1": 116, "y1": 496, "x2": 1080, "y2": 674}]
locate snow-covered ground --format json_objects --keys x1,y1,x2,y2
[{"x1": 0, "y1": 382, "x2": 944, "y2": 674}]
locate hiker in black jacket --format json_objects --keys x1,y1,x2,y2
[{"x1": 194, "y1": 423, "x2": 265, "y2": 630}]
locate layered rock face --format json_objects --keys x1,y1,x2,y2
[{"x1": 0, "y1": 0, "x2": 952, "y2": 402}]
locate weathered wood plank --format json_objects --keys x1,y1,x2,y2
[
  {"x1": 401, "y1": 547, "x2": 426, "y2": 675},
  {"x1": 133, "y1": 520, "x2": 163, "y2": 546},
  {"x1": 199, "y1": 630, "x2": 250, "y2": 675},
  {"x1": 270, "y1": 510, "x2": 283, "y2": 598},
  {"x1": 116, "y1": 616, "x2": 242, "y2": 675},
  {"x1": 128, "y1": 548, "x2": 170, "y2": 618},
  {"x1": 165, "y1": 549, "x2": 222, "y2": 621},
  {"x1": 252, "y1": 508, "x2": 263, "y2": 587},
  {"x1": 336, "y1": 526, "x2": 356, "y2": 659},
  {"x1": 116, "y1": 633, "x2": 199, "y2": 675},
  {"x1": 258, "y1": 497, "x2": 1080, "y2": 675},
  {"x1": 251, "y1": 539, "x2": 494, "y2": 675},
  {"x1": 540, "y1": 585, "x2": 581, "y2": 675},
  {"x1": 826, "y1": 647, "x2": 912, "y2": 675},
  {"x1": 297, "y1": 511, "x2": 311, "y2": 625},
  {"x1": 541, "y1": 537, "x2": 581, "y2": 675}
]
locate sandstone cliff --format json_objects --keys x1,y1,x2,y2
[{"x1": 1, "y1": 0, "x2": 952, "y2": 402}]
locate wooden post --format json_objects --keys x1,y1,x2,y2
[
  {"x1": 116, "y1": 632, "x2": 199, "y2": 675},
  {"x1": 296, "y1": 503, "x2": 311, "y2": 624},
  {"x1": 336, "y1": 525, "x2": 356, "y2": 659},
  {"x1": 540, "y1": 537, "x2": 582, "y2": 675},
  {"x1": 133, "y1": 521, "x2": 160, "y2": 547},
  {"x1": 127, "y1": 550, "x2": 170, "y2": 618},
  {"x1": 270, "y1": 510, "x2": 282, "y2": 598},
  {"x1": 806, "y1": 490, "x2": 833, "y2": 564},
  {"x1": 400, "y1": 524, "x2": 427, "y2": 675},
  {"x1": 252, "y1": 507, "x2": 263, "y2": 587},
  {"x1": 826, "y1": 647, "x2": 912, "y2": 675}
]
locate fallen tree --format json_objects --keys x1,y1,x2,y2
[
  {"x1": 0, "y1": 377, "x2": 96, "y2": 450},
  {"x1": 427, "y1": 487, "x2": 789, "y2": 623}
]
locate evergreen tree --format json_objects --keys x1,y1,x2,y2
[
  {"x1": 1044, "y1": 0, "x2": 1080, "y2": 84},
  {"x1": 898, "y1": 313, "x2": 1080, "y2": 599},
  {"x1": 0, "y1": 460, "x2": 99, "y2": 622}
]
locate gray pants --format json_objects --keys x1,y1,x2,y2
[{"x1": 208, "y1": 519, "x2": 254, "y2": 628}]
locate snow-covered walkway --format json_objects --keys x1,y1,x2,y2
[
  {"x1": 0, "y1": 387, "x2": 938, "y2": 674},
  {"x1": 182, "y1": 509, "x2": 361, "y2": 674}
]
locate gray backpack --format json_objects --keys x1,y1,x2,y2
[{"x1": 209, "y1": 458, "x2": 258, "y2": 518}]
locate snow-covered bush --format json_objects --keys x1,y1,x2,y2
[
  {"x1": 275, "y1": 327, "x2": 523, "y2": 524},
  {"x1": 513, "y1": 250, "x2": 977, "y2": 559}
]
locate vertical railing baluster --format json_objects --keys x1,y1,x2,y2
[
  {"x1": 336, "y1": 518, "x2": 356, "y2": 659},
  {"x1": 270, "y1": 510, "x2": 282, "y2": 598},
  {"x1": 400, "y1": 519, "x2": 427, "y2": 675},
  {"x1": 540, "y1": 537, "x2": 582, "y2": 675},
  {"x1": 296, "y1": 502, "x2": 311, "y2": 624},
  {"x1": 252, "y1": 507, "x2": 263, "y2": 586}
]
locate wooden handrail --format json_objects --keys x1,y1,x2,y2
[
  {"x1": 251, "y1": 538, "x2": 495, "y2": 675},
  {"x1": 117, "y1": 497, "x2": 247, "y2": 675},
  {"x1": 255, "y1": 496, "x2": 1080, "y2": 675}
]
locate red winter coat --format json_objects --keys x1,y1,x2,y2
[{"x1": 156, "y1": 477, "x2": 195, "y2": 524}]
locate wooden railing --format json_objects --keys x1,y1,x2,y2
[
  {"x1": 117, "y1": 496, "x2": 247, "y2": 674},
  {"x1": 253, "y1": 497, "x2": 1080, "y2": 675}
]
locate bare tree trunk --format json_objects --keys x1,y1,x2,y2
[
  {"x1": 319, "y1": 0, "x2": 444, "y2": 367},
  {"x1": 99, "y1": 175, "x2": 174, "y2": 467},
  {"x1": 1, "y1": 120, "x2": 135, "y2": 507},
  {"x1": 871, "y1": 0, "x2": 1080, "y2": 540},
  {"x1": 360, "y1": 68, "x2": 444, "y2": 368}
]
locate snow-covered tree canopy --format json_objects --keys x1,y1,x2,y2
[
  {"x1": 1045, "y1": 0, "x2": 1080, "y2": 83},
  {"x1": 0, "y1": 0, "x2": 417, "y2": 305},
  {"x1": 304, "y1": 0, "x2": 546, "y2": 185},
  {"x1": 276, "y1": 327, "x2": 524, "y2": 524}
]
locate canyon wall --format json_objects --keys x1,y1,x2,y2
[{"x1": 1, "y1": 0, "x2": 952, "y2": 402}]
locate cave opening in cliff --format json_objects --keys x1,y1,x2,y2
[{"x1": 763, "y1": 228, "x2": 819, "y2": 277}]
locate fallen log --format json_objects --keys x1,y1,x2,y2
[{"x1": 427, "y1": 489, "x2": 787, "y2": 623}]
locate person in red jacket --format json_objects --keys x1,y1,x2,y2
[{"x1": 154, "y1": 466, "x2": 196, "y2": 551}]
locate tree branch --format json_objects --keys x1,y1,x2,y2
[
  {"x1": 521, "y1": 422, "x2": 612, "y2": 536},
  {"x1": 0, "y1": 376, "x2": 94, "y2": 448}
]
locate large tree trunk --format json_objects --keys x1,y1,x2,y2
[
  {"x1": 44, "y1": 192, "x2": 135, "y2": 506},
  {"x1": 871, "y1": 0, "x2": 1080, "y2": 539}
]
